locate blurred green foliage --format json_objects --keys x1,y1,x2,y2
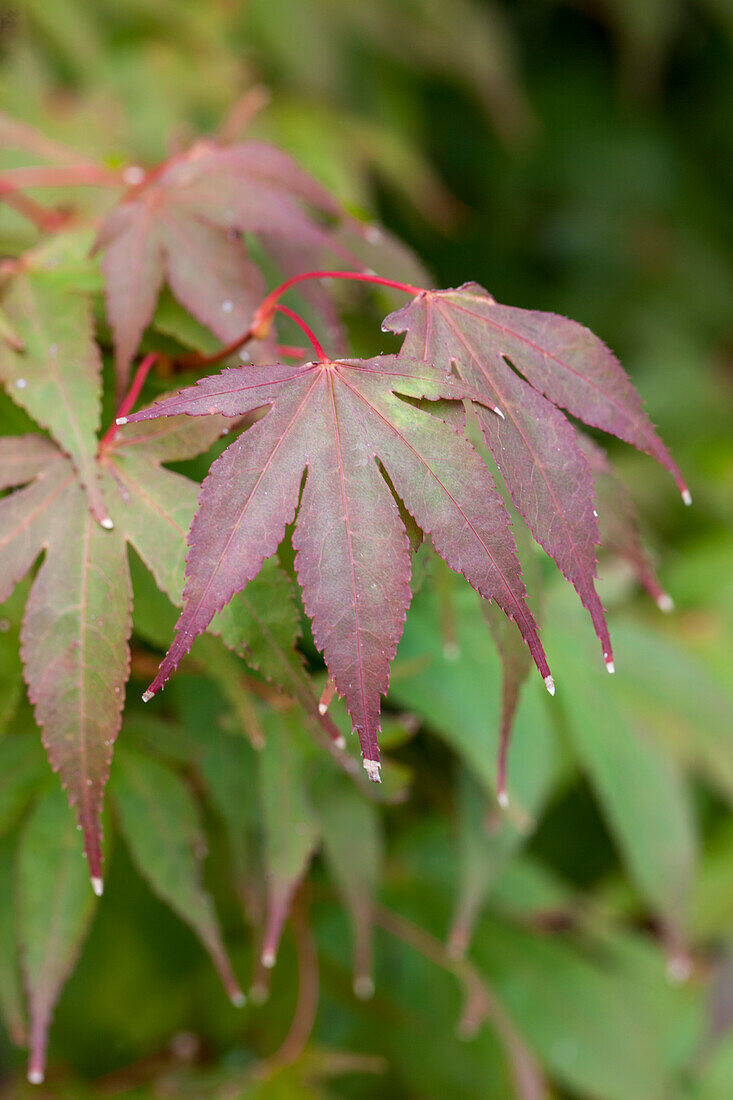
[{"x1": 0, "y1": 0, "x2": 732, "y2": 1097}]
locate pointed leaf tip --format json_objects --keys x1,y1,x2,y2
[
  {"x1": 91, "y1": 876, "x2": 103, "y2": 897},
  {"x1": 141, "y1": 689, "x2": 154, "y2": 702},
  {"x1": 353, "y1": 974, "x2": 375, "y2": 1000},
  {"x1": 363, "y1": 758, "x2": 381, "y2": 782},
  {"x1": 544, "y1": 674, "x2": 555, "y2": 696}
]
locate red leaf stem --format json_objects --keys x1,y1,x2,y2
[
  {"x1": 0, "y1": 165, "x2": 122, "y2": 193},
  {"x1": 99, "y1": 353, "x2": 160, "y2": 449},
  {"x1": 254, "y1": 269, "x2": 424, "y2": 329},
  {"x1": 273, "y1": 304, "x2": 327, "y2": 362}
]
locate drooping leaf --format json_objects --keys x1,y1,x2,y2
[
  {"x1": 18, "y1": 786, "x2": 97, "y2": 1085},
  {"x1": 196, "y1": 727, "x2": 261, "y2": 915},
  {"x1": 578, "y1": 431, "x2": 671, "y2": 609},
  {"x1": 0, "y1": 583, "x2": 28, "y2": 737},
  {"x1": 122, "y1": 354, "x2": 552, "y2": 777},
  {"x1": 384, "y1": 283, "x2": 688, "y2": 669},
  {"x1": 447, "y1": 767, "x2": 511, "y2": 960},
  {"x1": 95, "y1": 140, "x2": 347, "y2": 386},
  {"x1": 20, "y1": 470, "x2": 131, "y2": 893},
  {"x1": 0, "y1": 734, "x2": 49, "y2": 837},
  {"x1": 258, "y1": 711, "x2": 320, "y2": 969},
  {"x1": 315, "y1": 774, "x2": 381, "y2": 997},
  {"x1": 0, "y1": 446, "x2": 131, "y2": 887},
  {"x1": 392, "y1": 576, "x2": 561, "y2": 816},
  {"x1": 473, "y1": 919, "x2": 687, "y2": 1100},
  {"x1": 560, "y1": 641, "x2": 697, "y2": 944},
  {"x1": 112, "y1": 746, "x2": 244, "y2": 1006},
  {"x1": 0, "y1": 834, "x2": 25, "y2": 1047}
]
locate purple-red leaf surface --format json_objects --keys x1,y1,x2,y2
[
  {"x1": 123, "y1": 354, "x2": 552, "y2": 777},
  {"x1": 96, "y1": 140, "x2": 348, "y2": 387},
  {"x1": 384, "y1": 284, "x2": 688, "y2": 668}
]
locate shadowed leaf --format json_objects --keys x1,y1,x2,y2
[
  {"x1": 18, "y1": 786, "x2": 97, "y2": 1085},
  {"x1": 112, "y1": 746, "x2": 244, "y2": 1005}
]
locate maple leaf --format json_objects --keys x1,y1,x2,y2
[
  {"x1": 383, "y1": 283, "x2": 689, "y2": 670},
  {"x1": 0, "y1": 376, "x2": 339, "y2": 891},
  {"x1": 0, "y1": 262, "x2": 111, "y2": 527},
  {"x1": 121, "y1": 354, "x2": 553, "y2": 779},
  {"x1": 95, "y1": 140, "x2": 352, "y2": 388},
  {"x1": 577, "y1": 432, "x2": 673, "y2": 611}
]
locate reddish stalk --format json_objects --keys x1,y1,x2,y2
[
  {"x1": 175, "y1": 269, "x2": 424, "y2": 372},
  {"x1": 255, "y1": 269, "x2": 424, "y2": 324},
  {"x1": 175, "y1": 324, "x2": 256, "y2": 370},
  {"x1": 0, "y1": 189, "x2": 68, "y2": 232},
  {"x1": 273, "y1": 304, "x2": 327, "y2": 362},
  {"x1": 0, "y1": 164, "x2": 122, "y2": 193},
  {"x1": 98, "y1": 352, "x2": 159, "y2": 451}
]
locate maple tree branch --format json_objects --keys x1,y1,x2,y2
[
  {"x1": 98, "y1": 352, "x2": 160, "y2": 451},
  {"x1": 273, "y1": 304, "x2": 327, "y2": 361}
]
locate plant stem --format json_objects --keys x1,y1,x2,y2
[
  {"x1": 175, "y1": 268, "x2": 424, "y2": 371},
  {"x1": 256, "y1": 268, "x2": 423, "y2": 325},
  {"x1": 273, "y1": 304, "x2": 327, "y2": 361},
  {"x1": 98, "y1": 352, "x2": 159, "y2": 450},
  {"x1": 0, "y1": 190, "x2": 68, "y2": 232},
  {"x1": 175, "y1": 325, "x2": 257, "y2": 370},
  {"x1": 0, "y1": 164, "x2": 122, "y2": 193}
]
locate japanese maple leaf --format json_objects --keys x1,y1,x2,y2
[
  {"x1": 120, "y1": 355, "x2": 553, "y2": 779},
  {"x1": 383, "y1": 283, "x2": 689, "y2": 671},
  {"x1": 0, "y1": 254, "x2": 308, "y2": 890},
  {"x1": 578, "y1": 432, "x2": 673, "y2": 611},
  {"x1": 95, "y1": 140, "x2": 353, "y2": 388}
]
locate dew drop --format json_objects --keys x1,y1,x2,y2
[
  {"x1": 365, "y1": 224, "x2": 383, "y2": 244},
  {"x1": 48, "y1": 343, "x2": 58, "y2": 356},
  {"x1": 221, "y1": 299, "x2": 233, "y2": 314},
  {"x1": 122, "y1": 165, "x2": 145, "y2": 186},
  {"x1": 15, "y1": 378, "x2": 27, "y2": 389}
]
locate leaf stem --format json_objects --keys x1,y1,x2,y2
[
  {"x1": 98, "y1": 352, "x2": 159, "y2": 450},
  {"x1": 256, "y1": 269, "x2": 423, "y2": 325},
  {"x1": 0, "y1": 164, "x2": 122, "y2": 193},
  {"x1": 0, "y1": 189, "x2": 69, "y2": 232},
  {"x1": 273, "y1": 304, "x2": 327, "y2": 362},
  {"x1": 174, "y1": 268, "x2": 424, "y2": 371}
]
